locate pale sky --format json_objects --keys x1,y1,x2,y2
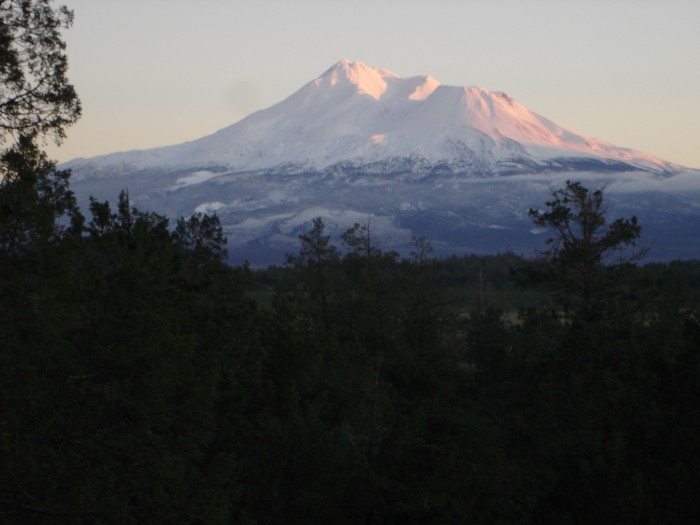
[{"x1": 47, "y1": 0, "x2": 700, "y2": 169}]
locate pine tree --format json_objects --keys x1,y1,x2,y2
[
  {"x1": 527, "y1": 181, "x2": 645, "y2": 322},
  {"x1": 0, "y1": 0, "x2": 81, "y2": 144}
]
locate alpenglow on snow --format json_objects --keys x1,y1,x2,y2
[{"x1": 65, "y1": 60, "x2": 700, "y2": 264}]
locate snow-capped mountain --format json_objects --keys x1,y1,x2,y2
[
  {"x1": 65, "y1": 60, "x2": 700, "y2": 264},
  {"x1": 67, "y1": 59, "x2": 676, "y2": 177}
]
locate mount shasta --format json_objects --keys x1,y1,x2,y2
[{"x1": 65, "y1": 60, "x2": 700, "y2": 264}]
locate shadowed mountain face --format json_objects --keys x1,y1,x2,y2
[{"x1": 65, "y1": 60, "x2": 700, "y2": 265}]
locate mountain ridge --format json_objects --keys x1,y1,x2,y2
[
  {"x1": 64, "y1": 60, "x2": 700, "y2": 265},
  {"x1": 64, "y1": 60, "x2": 679, "y2": 178}
]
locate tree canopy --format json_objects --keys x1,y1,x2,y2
[
  {"x1": 0, "y1": 0, "x2": 80, "y2": 145},
  {"x1": 0, "y1": 1, "x2": 81, "y2": 253},
  {"x1": 527, "y1": 180, "x2": 645, "y2": 321},
  {"x1": 1, "y1": 4, "x2": 699, "y2": 518}
]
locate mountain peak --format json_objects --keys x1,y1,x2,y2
[
  {"x1": 63, "y1": 60, "x2": 696, "y2": 265},
  {"x1": 65, "y1": 60, "x2": 678, "y2": 175},
  {"x1": 408, "y1": 74, "x2": 440, "y2": 101},
  {"x1": 315, "y1": 59, "x2": 400, "y2": 100}
]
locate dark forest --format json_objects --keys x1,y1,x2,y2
[{"x1": 2, "y1": 2, "x2": 700, "y2": 523}]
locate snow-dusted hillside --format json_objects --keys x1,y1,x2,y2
[{"x1": 65, "y1": 60, "x2": 700, "y2": 265}]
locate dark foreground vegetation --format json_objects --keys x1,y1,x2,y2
[
  {"x1": 2, "y1": 173, "x2": 700, "y2": 524},
  {"x1": 3, "y1": 1, "x2": 700, "y2": 523}
]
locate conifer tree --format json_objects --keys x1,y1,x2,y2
[
  {"x1": 0, "y1": 0, "x2": 82, "y2": 253},
  {"x1": 528, "y1": 180, "x2": 645, "y2": 321},
  {"x1": 0, "y1": 0, "x2": 81, "y2": 144}
]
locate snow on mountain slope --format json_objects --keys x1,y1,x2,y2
[
  {"x1": 63, "y1": 60, "x2": 700, "y2": 265},
  {"x1": 65, "y1": 60, "x2": 677, "y2": 177}
]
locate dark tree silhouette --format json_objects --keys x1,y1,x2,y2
[
  {"x1": 0, "y1": 1, "x2": 82, "y2": 253},
  {"x1": 0, "y1": 0, "x2": 81, "y2": 145},
  {"x1": 528, "y1": 180, "x2": 645, "y2": 321}
]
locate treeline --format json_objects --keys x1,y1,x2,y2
[
  {"x1": 2, "y1": 172, "x2": 700, "y2": 523},
  {"x1": 3, "y1": 4, "x2": 700, "y2": 521}
]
